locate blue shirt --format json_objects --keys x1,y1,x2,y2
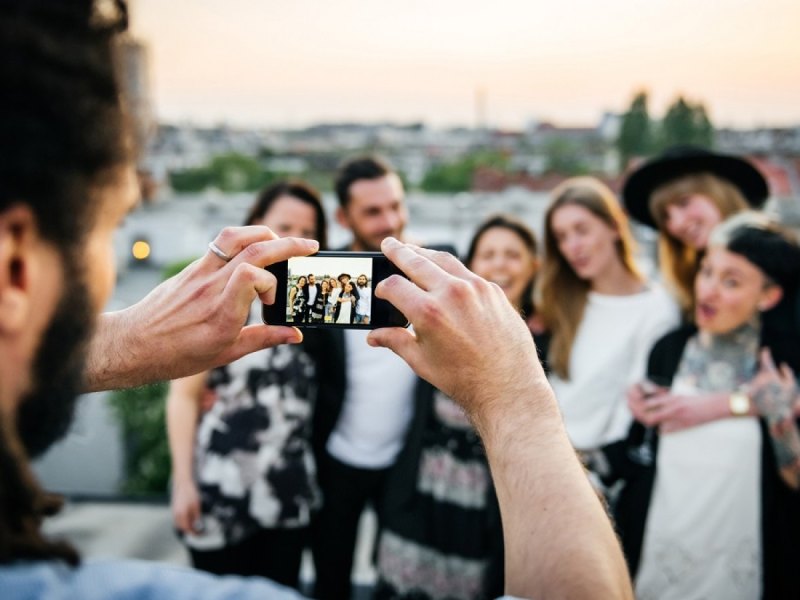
[{"x1": 0, "y1": 559, "x2": 304, "y2": 599}]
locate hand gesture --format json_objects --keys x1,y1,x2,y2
[
  {"x1": 86, "y1": 227, "x2": 318, "y2": 390},
  {"x1": 627, "y1": 380, "x2": 725, "y2": 433},
  {"x1": 368, "y1": 238, "x2": 546, "y2": 416},
  {"x1": 751, "y1": 348, "x2": 798, "y2": 422}
]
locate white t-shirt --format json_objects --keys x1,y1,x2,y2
[
  {"x1": 355, "y1": 285, "x2": 372, "y2": 316},
  {"x1": 549, "y1": 285, "x2": 680, "y2": 450},
  {"x1": 635, "y1": 380, "x2": 762, "y2": 600},
  {"x1": 326, "y1": 330, "x2": 417, "y2": 469}
]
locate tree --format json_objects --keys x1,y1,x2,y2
[
  {"x1": 658, "y1": 96, "x2": 714, "y2": 150},
  {"x1": 169, "y1": 167, "x2": 212, "y2": 193},
  {"x1": 207, "y1": 153, "x2": 271, "y2": 192},
  {"x1": 617, "y1": 91, "x2": 653, "y2": 170},
  {"x1": 694, "y1": 105, "x2": 714, "y2": 148},
  {"x1": 421, "y1": 159, "x2": 474, "y2": 192},
  {"x1": 169, "y1": 152, "x2": 278, "y2": 194},
  {"x1": 543, "y1": 138, "x2": 589, "y2": 175},
  {"x1": 421, "y1": 151, "x2": 509, "y2": 193}
]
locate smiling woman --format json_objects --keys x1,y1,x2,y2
[
  {"x1": 466, "y1": 214, "x2": 539, "y2": 319},
  {"x1": 166, "y1": 178, "x2": 329, "y2": 589},
  {"x1": 622, "y1": 146, "x2": 768, "y2": 314}
]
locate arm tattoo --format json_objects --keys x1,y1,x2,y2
[{"x1": 754, "y1": 380, "x2": 800, "y2": 477}]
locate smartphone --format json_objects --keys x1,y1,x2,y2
[{"x1": 262, "y1": 251, "x2": 409, "y2": 329}]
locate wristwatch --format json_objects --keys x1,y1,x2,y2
[{"x1": 729, "y1": 390, "x2": 751, "y2": 416}]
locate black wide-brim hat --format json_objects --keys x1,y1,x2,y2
[{"x1": 622, "y1": 145, "x2": 769, "y2": 229}]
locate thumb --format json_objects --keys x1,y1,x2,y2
[
  {"x1": 218, "y1": 325, "x2": 303, "y2": 365},
  {"x1": 367, "y1": 327, "x2": 418, "y2": 364}
]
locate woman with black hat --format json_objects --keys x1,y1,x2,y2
[{"x1": 622, "y1": 145, "x2": 769, "y2": 314}]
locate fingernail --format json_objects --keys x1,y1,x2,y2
[{"x1": 383, "y1": 237, "x2": 400, "y2": 249}]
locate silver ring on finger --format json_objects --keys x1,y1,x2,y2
[{"x1": 208, "y1": 241, "x2": 233, "y2": 263}]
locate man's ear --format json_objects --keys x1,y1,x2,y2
[
  {"x1": 0, "y1": 205, "x2": 38, "y2": 335},
  {"x1": 758, "y1": 284, "x2": 783, "y2": 313},
  {"x1": 335, "y1": 205, "x2": 350, "y2": 230}
]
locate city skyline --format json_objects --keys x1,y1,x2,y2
[{"x1": 135, "y1": 0, "x2": 800, "y2": 129}]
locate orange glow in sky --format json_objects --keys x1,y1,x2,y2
[{"x1": 134, "y1": 0, "x2": 800, "y2": 128}]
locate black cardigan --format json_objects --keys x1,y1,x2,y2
[
  {"x1": 379, "y1": 379, "x2": 505, "y2": 598},
  {"x1": 601, "y1": 324, "x2": 800, "y2": 599}
]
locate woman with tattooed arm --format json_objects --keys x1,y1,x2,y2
[{"x1": 593, "y1": 213, "x2": 800, "y2": 599}]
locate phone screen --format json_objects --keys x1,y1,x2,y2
[{"x1": 262, "y1": 251, "x2": 409, "y2": 329}]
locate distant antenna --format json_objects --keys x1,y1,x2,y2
[{"x1": 475, "y1": 87, "x2": 487, "y2": 131}]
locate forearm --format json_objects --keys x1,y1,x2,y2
[
  {"x1": 85, "y1": 309, "x2": 146, "y2": 391},
  {"x1": 766, "y1": 416, "x2": 800, "y2": 490},
  {"x1": 751, "y1": 363, "x2": 800, "y2": 489},
  {"x1": 166, "y1": 379, "x2": 203, "y2": 485},
  {"x1": 678, "y1": 391, "x2": 754, "y2": 423},
  {"x1": 475, "y1": 383, "x2": 634, "y2": 600}
]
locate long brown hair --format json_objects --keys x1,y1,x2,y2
[
  {"x1": 650, "y1": 173, "x2": 748, "y2": 313},
  {"x1": 0, "y1": 411, "x2": 79, "y2": 565},
  {"x1": 537, "y1": 177, "x2": 641, "y2": 379}
]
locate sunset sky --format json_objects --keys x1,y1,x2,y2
[{"x1": 133, "y1": 0, "x2": 800, "y2": 129}]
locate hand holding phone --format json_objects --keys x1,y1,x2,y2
[{"x1": 262, "y1": 251, "x2": 409, "y2": 329}]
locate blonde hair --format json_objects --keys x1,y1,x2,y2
[
  {"x1": 537, "y1": 177, "x2": 642, "y2": 379},
  {"x1": 649, "y1": 173, "x2": 749, "y2": 313}
]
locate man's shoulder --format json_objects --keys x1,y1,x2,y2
[{"x1": 0, "y1": 559, "x2": 304, "y2": 600}]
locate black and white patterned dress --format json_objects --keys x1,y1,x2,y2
[
  {"x1": 375, "y1": 384, "x2": 503, "y2": 600},
  {"x1": 183, "y1": 342, "x2": 320, "y2": 550}
]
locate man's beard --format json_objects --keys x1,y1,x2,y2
[{"x1": 16, "y1": 266, "x2": 94, "y2": 459}]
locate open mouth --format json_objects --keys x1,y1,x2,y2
[{"x1": 696, "y1": 302, "x2": 717, "y2": 321}]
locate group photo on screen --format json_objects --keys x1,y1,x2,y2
[{"x1": 286, "y1": 256, "x2": 373, "y2": 325}]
